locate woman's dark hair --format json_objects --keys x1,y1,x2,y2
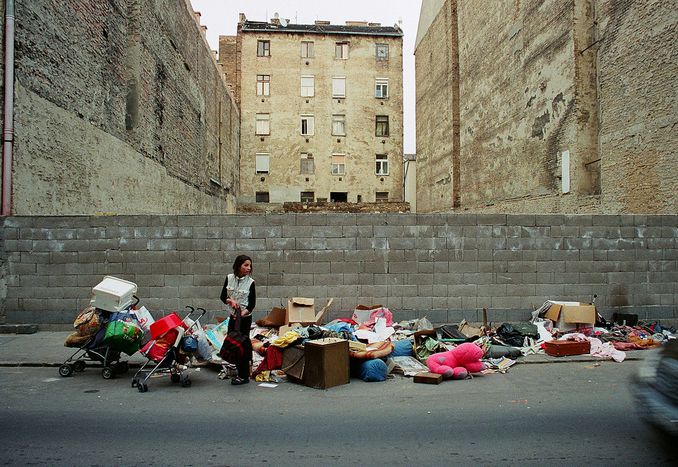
[{"x1": 232, "y1": 254, "x2": 253, "y2": 276}]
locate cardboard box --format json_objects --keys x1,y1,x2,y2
[
  {"x1": 287, "y1": 297, "x2": 333, "y2": 326},
  {"x1": 413, "y1": 372, "x2": 443, "y2": 384},
  {"x1": 255, "y1": 307, "x2": 287, "y2": 327},
  {"x1": 544, "y1": 340, "x2": 591, "y2": 357},
  {"x1": 544, "y1": 302, "x2": 596, "y2": 331},
  {"x1": 302, "y1": 338, "x2": 349, "y2": 389}
]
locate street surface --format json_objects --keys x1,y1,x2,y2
[{"x1": 0, "y1": 360, "x2": 674, "y2": 466}]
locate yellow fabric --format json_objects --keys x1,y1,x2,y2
[{"x1": 271, "y1": 331, "x2": 301, "y2": 348}]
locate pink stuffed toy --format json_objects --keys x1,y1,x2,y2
[{"x1": 426, "y1": 342, "x2": 486, "y2": 380}]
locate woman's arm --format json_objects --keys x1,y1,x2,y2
[{"x1": 245, "y1": 282, "x2": 256, "y2": 313}]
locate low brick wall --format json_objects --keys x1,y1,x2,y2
[{"x1": 1, "y1": 214, "x2": 676, "y2": 328}]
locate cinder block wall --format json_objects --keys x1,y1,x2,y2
[{"x1": 1, "y1": 214, "x2": 676, "y2": 328}]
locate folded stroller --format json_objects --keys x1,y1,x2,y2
[
  {"x1": 132, "y1": 306, "x2": 206, "y2": 393},
  {"x1": 59, "y1": 297, "x2": 144, "y2": 379}
]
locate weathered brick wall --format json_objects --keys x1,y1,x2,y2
[
  {"x1": 415, "y1": 0, "x2": 677, "y2": 214},
  {"x1": 414, "y1": 3, "x2": 456, "y2": 213},
  {"x1": 2, "y1": 214, "x2": 676, "y2": 329},
  {"x1": 7, "y1": 0, "x2": 238, "y2": 215},
  {"x1": 596, "y1": 0, "x2": 678, "y2": 214}
]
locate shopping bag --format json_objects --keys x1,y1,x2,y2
[
  {"x1": 218, "y1": 309, "x2": 251, "y2": 364},
  {"x1": 103, "y1": 318, "x2": 144, "y2": 355}
]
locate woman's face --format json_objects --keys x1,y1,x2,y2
[{"x1": 238, "y1": 259, "x2": 252, "y2": 277}]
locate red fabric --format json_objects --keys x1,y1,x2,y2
[{"x1": 252, "y1": 345, "x2": 284, "y2": 376}]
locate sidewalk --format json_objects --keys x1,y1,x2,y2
[{"x1": 0, "y1": 331, "x2": 646, "y2": 367}]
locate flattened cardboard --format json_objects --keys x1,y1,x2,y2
[
  {"x1": 255, "y1": 306, "x2": 287, "y2": 327},
  {"x1": 281, "y1": 345, "x2": 305, "y2": 382}
]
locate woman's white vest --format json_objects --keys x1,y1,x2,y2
[{"x1": 226, "y1": 273, "x2": 254, "y2": 312}]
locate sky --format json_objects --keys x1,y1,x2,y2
[{"x1": 189, "y1": 0, "x2": 421, "y2": 154}]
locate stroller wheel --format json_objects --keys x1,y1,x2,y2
[
  {"x1": 171, "y1": 373, "x2": 181, "y2": 383},
  {"x1": 137, "y1": 383, "x2": 148, "y2": 393},
  {"x1": 73, "y1": 361, "x2": 86, "y2": 372},
  {"x1": 59, "y1": 364, "x2": 73, "y2": 377},
  {"x1": 181, "y1": 378, "x2": 192, "y2": 388},
  {"x1": 101, "y1": 367, "x2": 114, "y2": 379},
  {"x1": 131, "y1": 378, "x2": 138, "y2": 388},
  {"x1": 115, "y1": 361, "x2": 129, "y2": 374}
]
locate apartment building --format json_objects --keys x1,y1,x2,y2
[{"x1": 220, "y1": 14, "x2": 404, "y2": 205}]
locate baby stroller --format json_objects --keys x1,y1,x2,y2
[
  {"x1": 59, "y1": 297, "x2": 143, "y2": 379},
  {"x1": 132, "y1": 306, "x2": 206, "y2": 393}
]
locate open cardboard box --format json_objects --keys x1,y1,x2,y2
[
  {"x1": 544, "y1": 301, "x2": 596, "y2": 331},
  {"x1": 259, "y1": 297, "x2": 334, "y2": 334}
]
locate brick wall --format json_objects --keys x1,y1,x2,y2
[
  {"x1": 6, "y1": 0, "x2": 239, "y2": 215},
  {"x1": 2, "y1": 214, "x2": 676, "y2": 328}
]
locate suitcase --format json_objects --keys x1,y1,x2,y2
[{"x1": 544, "y1": 340, "x2": 591, "y2": 357}]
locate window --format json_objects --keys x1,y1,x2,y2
[
  {"x1": 332, "y1": 114, "x2": 346, "y2": 136},
  {"x1": 300, "y1": 115, "x2": 314, "y2": 136},
  {"x1": 330, "y1": 192, "x2": 348, "y2": 202},
  {"x1": 375, "y1": 115, "x2": 389, "y2": 137},
  {"x1": 335, "y1": 42, "x2": 349, "y2": 59},
  {"x1": 300, "y1": 191, "x2": 314, "y2": 203},
  {"x1": 256, "y1": 75, "x2": 270, "y2": 96},
  {"x1": 301, "y1": 75, "x2": 315, "y2": 97},
  {"x1": 375, "y1": 78, "x2": 389, "y2": 98},
  {"x1": 331, "y1": 154, "x2": 346, "y2": 175},
  {"x1": 300, "y1": 153, "x2": 315, "y2": 174},
  {"x1": 255, "y1": 113, "x2": 270, "y2": 135},
  {"x1": 375, "y1": 192, "x2": 389, "y2": 202},
  {"x1": 375, "y1": 154, "x2": 389, "y2": 175},
  {"x1": 257, "y1": 40, "x2": 270, "y2": 57},
  {"x1": 256, "y1": 192, "x2": 270, "y2": 203},
  {"x1": 376, "y1": 43, "x2": 389, "y2": 60},
  {"x1": 301, "y1": 41, "x2": 314, "y2": 58},
  {"x1": 332, "y1": 77, "x2": 346, "y2": 98},
  {"x1": 255, "y1": 153, "x2": 270, "y2": 174}
]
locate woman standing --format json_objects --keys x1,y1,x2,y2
[{"x1": 220, "y1": 254, "x2": 256, "y2": 385}]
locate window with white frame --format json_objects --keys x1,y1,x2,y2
[
  {"x1": 375, "y1": 154, "x2": 389, "y2": 175},
  {"x1": 375, "y1": 78, "x2": 389, "y2": 98},
  {"x1": 332, "y1": 77, "x2": 346, "y2": 98},
  {"x1": 332, "y1": 114, "x2": 346, "y2": 136},
  {"x1": 300, "y1": 75, "x2": 315, "y2": 97},
  {"x1": 255, "y1": 153, "x2": 270, "y2": 174},
  {"x1": 331, "y1": 154, "x2": 346, "y2": 175},
  {"x1": 256, "y1": 75, "x2": 270, "y2": 96},
  {"x1": 257, "y1": 40, "x2": 270, "y2": 57},
  {"x1": 376, "y1": 43, "x2": 389, "y2": 61},
  {"x1": 255, "y1": 113, "x2": 270, "y2": 135},
  {"x1": 300, "y1": 115, "x2": 314, "y2": 136},
  {"x1": 375, "y1": 115, "x2": 389, "y2": 137},
  {"x1": 335, "y1": 42, "x2": 349, "y2": 59},
  {"x1": 301, "y1": 41, "x2": 314, "y2": 58},
  {"x1": 300, "y1": 153, "x2": 315, "y2": 174}
]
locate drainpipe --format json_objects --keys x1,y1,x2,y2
[{"x1": 2, "y1": 0, "x2": 15, "y2": 216}]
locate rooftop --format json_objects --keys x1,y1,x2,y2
[{"x1": 240, "y1": 19, "x2": 403, "y2": 37}]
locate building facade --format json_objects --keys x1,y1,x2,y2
[
  {"x1": 415, "y1": 0, "x2": 677, "y2": 214},
  {"x1": 221, "y1": 15, "x2": 404, "y2": 205}
]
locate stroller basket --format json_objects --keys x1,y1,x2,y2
[{"x1": 132, "y1": 306, "x2": 206, "y2": 393}]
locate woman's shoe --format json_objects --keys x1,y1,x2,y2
[{"x1": 231, "y1": 377, "x2": 249, "y2": 385}]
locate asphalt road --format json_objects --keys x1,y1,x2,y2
[{"x1": 0, "y1": 360, "x2": 674, "y2": 466}]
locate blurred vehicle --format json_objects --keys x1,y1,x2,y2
[{"x1": 631, "y1": 338, "x2": 678, "y2": 438}]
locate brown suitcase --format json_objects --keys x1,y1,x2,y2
[
  {"x1": 544, "y1": 340, "x2": 591, "y2": 357},
  {"x1": 413, "y1": 371, "x2": 443, "y2": 384}
]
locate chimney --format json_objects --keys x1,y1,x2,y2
[
  {"x1": 238, "y1": 13, "x2": 246, "y2": 24},
  {"x1": 314, "y1": 20, "x2": 330, "y2": 26},
  {"x1": 368, "y1": 22, "x2": 382, "y2": 27},
  {"x1": 194, "y1": 11, "x2": 201, "y2": 23},
  {"x1": 345, "y1": 21, "x2": 368, "y2": 27},
  {"x1": 200, "y1": 25, "x2": 207, "y2": 35}
]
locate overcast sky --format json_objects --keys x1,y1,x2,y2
[{"x1": 190, "y1": 0, "x2": 421, "y2": 154}]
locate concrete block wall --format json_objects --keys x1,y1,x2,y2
[{"x1": 1, "y1": 214, "x2": 676, "y2": 328}]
